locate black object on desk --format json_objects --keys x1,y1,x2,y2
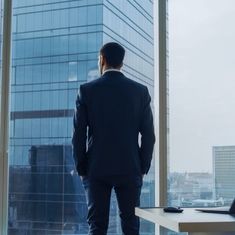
[{"x1": 163, "y1": 207, "x2": 184, "y2": 213}]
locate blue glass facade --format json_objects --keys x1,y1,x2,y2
[{"x1": 9, "y1": 0, "x2": 154, "y2": 234}]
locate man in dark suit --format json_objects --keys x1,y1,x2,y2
[{"x1": 72, "y1": 42, "x2": 155, "y2": 235}]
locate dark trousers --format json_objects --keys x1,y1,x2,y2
[{"x1": 81, "y1": 175, "x2": 143, "y2": 235}]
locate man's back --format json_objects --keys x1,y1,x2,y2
[
  {"x1": 72, "y1": 42, "x2": 155, "y2": 235},
  {"x1": 73, "y1": 70, "x2": 155, "y2": 177}
]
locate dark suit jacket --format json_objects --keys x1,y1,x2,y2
[{"x1": 72, "y1": 71, "x2": 155, "y2": 177}]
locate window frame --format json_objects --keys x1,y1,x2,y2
[
  {"x1": 156, "y1": 0, "x2": 168, "y2": 208},
  {"x1": 154, "y1": 0, "x2": 168, "y2": 234},
  {"x1": 0, "y1": 0, "x2": 12, "y2": 234}
]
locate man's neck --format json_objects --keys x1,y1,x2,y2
[{"x1": 102, "y1": 68, "x2": 121, "y2": 75}]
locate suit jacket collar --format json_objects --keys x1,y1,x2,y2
[{"x1": 101, "y1": 70, "x2": 124, "y2": 79}]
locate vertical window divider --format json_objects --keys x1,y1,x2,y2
[
  {"x1": 153, "y1": 0, "x2": 168, "y2": 235},
  {"x1": 155, "y1": 0, "x2": 168, "y2": 234},
  {"x1": 0, "y1": 0, "x2": 12, "y2": 234},
  {"x1": 158, "y1": 0, "x2": 168, "y2": 208}
]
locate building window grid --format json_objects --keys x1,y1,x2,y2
[{"x1": 0, "y1": 0, "x2": 156, "y2": 234}]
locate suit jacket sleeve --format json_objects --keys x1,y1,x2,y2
[
  {"x1": 139, "y1": 86, "x2": 155, "y2": 174},
  {"x1": 72, "y1": 85, "x2": 88, "y2": 176}
]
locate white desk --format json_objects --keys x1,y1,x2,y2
[{"x1": 135, "y1": 207, "x2": 235, "y2": 235}]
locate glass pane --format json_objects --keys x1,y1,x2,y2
[
  {"x1": 8, "y1": 1, "x2": 155, "y2": 235},
  {"x1": 167, "y1": 0, "x2": 235, "y2": 234}
]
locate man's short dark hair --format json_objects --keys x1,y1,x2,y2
[{"x1": 100, "y1": 42, "x2": 125, "y2": 68}]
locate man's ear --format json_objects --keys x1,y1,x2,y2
[{"x1": 101, "y1": 55, "x2": 106, "y2": 66}]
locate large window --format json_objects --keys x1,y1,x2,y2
[
  {"x1": 7, "y1": 1, "x2": 155, "y2": 235},
  {"x1": 167, "y1": 0, "x2": 235, "y2": 234}
]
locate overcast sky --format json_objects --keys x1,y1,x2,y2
[{"x1": 168, "y1": 0, "x2": 235, "y2": 173}]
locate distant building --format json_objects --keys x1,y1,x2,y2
[{"x1": 213, "y1": 146, "x2": 235, "y2": 204}]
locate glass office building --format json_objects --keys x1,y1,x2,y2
[{"x1": 8, "y1": 0, "x2": 154, "y2": 234}]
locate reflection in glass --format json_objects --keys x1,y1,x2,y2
[{"x1": 8, "y1": 1, "x2": 154, "y2": 234}]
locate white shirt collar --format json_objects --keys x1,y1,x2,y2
[{"x1": 103, "y1": 68, "x2": 122, "y2": 75}]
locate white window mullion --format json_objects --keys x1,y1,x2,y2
[{"x1": 155, "y1": 0, "x2": 168, "y2": 234}]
